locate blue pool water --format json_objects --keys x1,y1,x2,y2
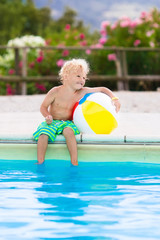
[{"x1": 1, "y1": 160, "x2": 160, "y2": 240}]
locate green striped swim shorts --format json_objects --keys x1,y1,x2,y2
[{"x1": 33, "y1": 120, "x2": 80, "y2": 142}]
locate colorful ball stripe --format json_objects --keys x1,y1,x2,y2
[{"x1": 73, "y1": 92, "x2": 118, "y2": 134}]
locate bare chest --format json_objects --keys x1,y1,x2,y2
[
  {"x1": 53, "y1": 98, "x2": 75, "y2": 110},
  {"x1": 52, "y1": 93, "x2": 81, "y2": 111}
]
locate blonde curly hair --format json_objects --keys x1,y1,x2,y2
[{"x1": 59, "y1": 58, "x2": 90, "y2": 82}]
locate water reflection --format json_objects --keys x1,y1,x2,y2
[
  {"x1": 36, "y1": 161, "x2": 89, "y2": 221},
  {"x1": 0, "y1": 160, "x2": 160, "y2": 239}
]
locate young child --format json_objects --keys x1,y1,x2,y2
[{"x1": 33, "y1": 58, "x2": 121, "y2": 165}]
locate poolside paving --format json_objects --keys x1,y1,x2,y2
[
  {"x1": 0, "y1": 111, "x2": 160, "y2": 143},
  {"x1": 0, "y1": 92, "x2": 160, "y2": 143}
]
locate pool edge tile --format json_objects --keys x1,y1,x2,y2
[
  {"x1": 126, "y1": 135, "x2": 160, "y2": 143},
  {"x1": 81, "y1": 134, "x2": 125, "y2": 143}
]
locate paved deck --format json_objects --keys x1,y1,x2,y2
[{"x1": 0, "y1": 112, "x2": 160, "y2": 143}]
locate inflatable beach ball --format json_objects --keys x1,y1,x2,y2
[{"x1": 73, "y1": 92, "x2": 118, "y2": 134}]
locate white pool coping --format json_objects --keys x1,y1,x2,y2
[{"x1": 0, "y1": 134, "x2": 160, "y2": 144}]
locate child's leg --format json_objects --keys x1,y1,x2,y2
[
  {"x1": 37, "y1": 134, "x2": 49, "y2": 164},
  {"x1": 63, "y1": 127, "x2": 78, "y2": 166}
]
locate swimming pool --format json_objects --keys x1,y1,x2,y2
[{"x1": 1, "y1": 159, "x2": 160, "y2": 239}]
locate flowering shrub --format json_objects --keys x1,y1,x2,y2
[
  {"x1": 7, "y1": 35, "x2": 46, "y2": 47},
  {"x1": 99, "y1": 9, "x2": 160, "y2": 48},
  {"x1": 96, "y1": 8, "x2": 160, "y2": 90},
  {"x1": 0, "y1": 26, "x2": 99, "y2": 94},
  {"x1": 0, "y1": 35, "x2": 46, "y2": 74},
  {"x1": 0, "y1": 35, "x2": 47, "y2": 94},
  {"x1": 0, "y1": 9, "x2": 160, "y2": 94}
]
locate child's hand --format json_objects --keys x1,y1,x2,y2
[
  {"x1": 45, "y1": 115, "x2": 53, "y2": 124},
  {"x1": 112, "y1": 98, "x2": 121, "y2": 113}
]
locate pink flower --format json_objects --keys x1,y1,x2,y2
[
  {"x1": 99, "y1": 37, "x2": 107, "y2": 45},
  {"x1": 62, "y1": 50, "x2": 69, "y2": 57},
  {"x1": 39, "y1": 50, "x2": 43, "y2": 56},
  {"x1": 8, "y1": 69, "x2": 15, "y2": 75},
  {"x1": 146, "y1": 30, "x2": 154, "y2": 37},
  {"x1": 134, "y1": 39, "x2": 141, "y2": 46},
  {"x1": 120, "y1": 16, "x2": 130, "y2": 21},
  {"x1": 79, "y1": 40, "x2": 87, "y2": 46},
  {"x1": 86, "y1": 49, "x2": 91, "y2": 55},
  {"x1": 35, "y1": 83, "x2": 46, "y2": 92},
  {"x1": 36, "y1": 55, "x2": 43, "y2": 63},
  {"x1": 150, "y1": 41, "x2": 155, "y2": 48},
  {"x1": 120, "y1": 20, "x2": 130, "y2": 28},
  {"x1": 79, "y1": 33, "x2": 85, "y2": 40},
  {"x1": 100, "y1": 29, "x2": 107, "y2": 36},
  {"x1": 129, "y1": 20, "x2": 138, "y2": 29},
  {"x1": 140, "y1": 11, "x2": 148, "y2": 19},
  {"x1": 153, "y1": 23, "x2": 159, "y2": 28},
  {"x1": 108, "y1": 53, "x2": 117, "y2": 61},
  {"x1": 56, "y1": 59, "x2": 64, "y2": 67},
  {"x1": 101, "y1": 21, "x2": 110, "y2": 29},
  {"x1": 133, "y1": 18, "x2": 142, "y2": 26},
  {"x1": 6, "y1": 84, "x2": 15, "y2": 95},
  {"x1": 45, "y1": 39, "x2": 52, "y2": 45},
  {"x1": 111, "y1": 22, "x2": 117, "y2": 30},
  {"x1": 29, "y1": 62, "x2": 35, "y2": 68},
  {"x1": 65, "y1": 24, "x2": 71, "y2": 30},
  {"x1": 91, "y1": 43, "x2": 103, "y2": 49}
]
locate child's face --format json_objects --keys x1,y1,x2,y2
[{"x1": 65, "y1": 67, "x2": 87, "y2": 90}]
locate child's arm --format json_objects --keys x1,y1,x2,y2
[
  {"x1": 84, "y1": 86, "x2": 121, "y2": 112},
  {"x1": 40, "y1": 88, "x2": 56, "y2": 124}
]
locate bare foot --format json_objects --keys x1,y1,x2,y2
[
  {"x1": 35, "y1": 160, "x2": 44, "y2": 165},
  {"x1": 71, "y1": 160, "x2": 78, "y2": 166}
]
